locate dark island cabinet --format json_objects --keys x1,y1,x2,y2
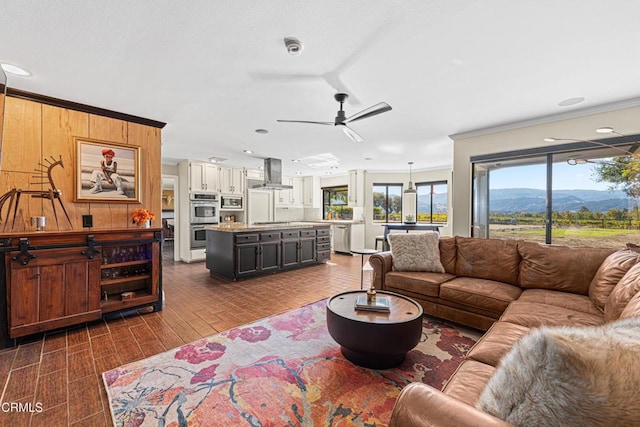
[{"x1": 207, "y1": 225, "x2": 330, "y2": 281}]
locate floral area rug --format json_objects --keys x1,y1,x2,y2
[{"x1": 103, "y1": 299, "x2": 481, "y2": 426}]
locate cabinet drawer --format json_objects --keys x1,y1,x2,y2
[
  {"x1": 317, "y1": 236, "x2": 330, "y2": 244},
  {"x1": 317, "y1": 243, "x2": 331, "y2": 251},
  {"x1": 260, "y1": 232, "x2": 281, "y2": 242},
  {"x1": 317, "y1": 250, "x2": 331, "y2": 262},
  {"x1": 300, "y1": 230, "x2": 316, "y2": 238},
  {"x1": 235, "y1": 234, "x2": 259, "y2": 243},
  {"x1": 316, "y1": 228, "x2": 330, "y2": 236},
  {"x1": 281, "y1": 230, "x2": 300, "y2": 239}
]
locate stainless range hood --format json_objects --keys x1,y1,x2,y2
[{"x1": 251, "y1": 158, "x2": 293, "y2": 190}]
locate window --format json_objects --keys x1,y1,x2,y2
[
  {"x1": 416, "y1": 181, "x2": 448, "y2": 223},
  {"x1": 372, "y1": 184, "x2": 403, "y2": 223},
  {"x1": 472, "y1": 136, "x2": 640, "y2": 247},
  {"x1": 322, "y1": 186, "x2": 352, "y2": 220}
]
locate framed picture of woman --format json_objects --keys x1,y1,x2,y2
[{"x1": 74, "y1": 137, "x2": 141, "y2": 203}]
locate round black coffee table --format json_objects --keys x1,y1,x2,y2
[{"x1": 326, "y1": 290, "x2": 423, "y2": 369}]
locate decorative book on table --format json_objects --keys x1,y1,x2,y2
[{"x1": 355, "y1": 295, "x2": 390, "y2": 312}]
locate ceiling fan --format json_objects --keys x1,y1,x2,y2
[{"x1": 277, "y1": 93, "x2": 392, "y2": 143}]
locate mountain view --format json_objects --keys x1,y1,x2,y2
[{"x1": 487, "y1": 188, "x2": 639, "y2": 213}]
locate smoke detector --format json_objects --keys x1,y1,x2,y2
[{"x1": 284, "y1": 37, "x2": 303, "y2": 56}]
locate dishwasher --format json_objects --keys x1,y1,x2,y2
[{"x1": 333, "y1": 223, "x2": 351, "y2": 254}]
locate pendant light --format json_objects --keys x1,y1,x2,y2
[{"x1": 402, "y1": 162, "x2": 417, "y2": 224}]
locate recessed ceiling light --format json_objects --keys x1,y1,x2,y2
[
  {"x1": 291, "y1": 159, "x2": 300, "y2": 163},
  {"x1": 595, "y1": 127, "x2": 614, "y2": 134},
  {"x1": 0, "y1": 62, "x2": 32, "y2": 77},
  {"x1": 255, "y1": 129, "x2": 269, "y2": 134},
  {"x1": 294, "y1": 171, "x2": 303, "y2": 175},
  {"x1": 208, "y1": 156, "x2": 227, "y2": 163},
  {"x1": 543, "y1": 137, "x2": 558, "y2": 143},
  {"x1": 364, "y1": 157, "x2": 373, "y2": 161},
  {"x1": 330, "y1": 166, "x2": 338, "y2": 169},
  {"x1": 557, "y1": 97, "x2": 585, "y2": 107},
  {"x1": 243, "y1": 149, "x2": 254, "y2": 154}
]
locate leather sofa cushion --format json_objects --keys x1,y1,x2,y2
[
  {"x1": 620, "y1": 290, "x2": 640, "y2": 319},
  {"x1": 604, "y1": 262, "x2": 640, "y2": 322},
  {"x1": 517, "y1": 289, "x2": 601, "y2": 316},
  {"x1": 500, "y1": 301, "x2": 604, "y2": 328},
  {"x1": 440, "y1": 277, "x2": 522, "y2": 314},
  {"x1": 466, "y1": 321, "x2": 530, "y2": 367},
  {"x1": 442, "y1": 360, "x2": 496, "y2": 407},
  {"x1": 518, "y1": 241, "x2": 613, "y2": 295},
  {"x1": 589, "y1": 249, "x2": 640, "y2": 311},
  {"x1": 386, "y1": 271, "x2": 455, "y2": 297},
  {"x1": 455, "y1": 237, "x2": 520, "y2": 285},
  {"x1": 439, "y1": 237, "x2": 457, "y2": 274}
]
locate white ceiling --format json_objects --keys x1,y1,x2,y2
[{"x1": 2, "y1": 0, "x2": 640, "y2": 176}]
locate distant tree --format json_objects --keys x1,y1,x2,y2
[{"x1": 592, "y1": 156, "x2": 640, "y2": 198}]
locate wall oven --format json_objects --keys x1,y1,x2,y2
[
  {"x1": 220, "y1": 195, "x2": 243, "y2": 210},
  {"x1": 190, "y1": 225, "x2": 208, "y2": 249},
  {"x1": 190, "y1": 193, "x2": 219, "y2": 224}
]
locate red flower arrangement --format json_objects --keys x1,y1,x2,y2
[{"x1": 132, "y1": 208, "x2": 156, "y2": 225}]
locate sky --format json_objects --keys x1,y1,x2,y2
[{"x1": 490, "y1": 162, "x2": 611, "y2": 191}]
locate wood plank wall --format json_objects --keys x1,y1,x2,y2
[{"x1": 0, "y1": 97, "x2": 162, "y2": 232}]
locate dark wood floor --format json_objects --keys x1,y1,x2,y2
[{"x1": 0, "y1": 245, "x2": 364, "y2": 426}]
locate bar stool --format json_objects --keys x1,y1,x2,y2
[{"x1": 375, "y1": 235, "x2": 385, "y2": 251}]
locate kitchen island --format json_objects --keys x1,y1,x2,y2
[{"x1": 206, "y1": 222, "x2": 331, "y2": 280}]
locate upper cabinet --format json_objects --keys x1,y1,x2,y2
[
  {"x1": 189, "y1": 162, "x2": 218, "y2": 193},
  {"x1": 348, "y1": 169, "x2": 364, "y2": 207},
  {"x1": 303, "y1": 176, "x2": 321, "y2": 208},
  {"x1": 275, "y1": 176, "x2": 303, "y2": 207},
  {"x1": 218, "y1": 166, "x2": 245, "y2": 195}
]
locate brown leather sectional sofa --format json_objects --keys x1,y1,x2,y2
[{"x1": 369, "y1": 236, "x2": 640, "y2": 426}]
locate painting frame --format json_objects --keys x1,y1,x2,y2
[{"x1": 74, "y1": 137, "x2": 141, "y2": 203}]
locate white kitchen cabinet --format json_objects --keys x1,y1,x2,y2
[
  {"x1": 246, "y1": 169, "x2": 264, "y2": 180},
  {"x1": 348, "y1": 169, "x2": 364, "y2": 207},
  {"x1": 218, "y1": 166, "x2": 245, "y2": 194},
  {"x1": 190, "y1": 162, "x2": 218, "y2": 193},
  {"x1": 275, "y1": 176, "x2": 303, "y2": 207},
  {"x1": 303, "y1": 176, "x2": 321, "y2": 208},
  {"x1": 290, "y1": 177, "x2": 303, "y2": 206}
]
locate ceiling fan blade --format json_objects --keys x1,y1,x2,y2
[
  {"x1": 277, "y1": 120, "x2": 333, "y2": 126},
  {"x1": 338, "y1": 124, "x2": 365, "y2": 143},
  {"x1": 345, "y1": 102, "x2": 392, "y2": 123}
]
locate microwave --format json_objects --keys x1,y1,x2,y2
[{"x1": 220, "y1": 195, "x2": 243, "y2": 210}]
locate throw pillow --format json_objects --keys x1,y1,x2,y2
[
  {"x1": 604, "y1": 261, "x2": 640, "y2": 322},
  {"x1": 589, "y1": 249, "x2": 640, "y2": 312},
  {"x1": 388, "y1": 232, "x2": 444, "y2": 273},
  {"x1": 477, "y1": 318, "x2": 640, "y2": 427}
]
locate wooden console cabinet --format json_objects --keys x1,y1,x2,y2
[{"x1": 0, "y1": 229, "x2": 162, "y2": 346}]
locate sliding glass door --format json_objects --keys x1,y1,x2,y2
[{"x1": 472, "y1": 140, "x2": 640, "y2": 247}]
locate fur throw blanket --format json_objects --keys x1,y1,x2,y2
[{"x1": 477, "y1": 317, "x2": 640, "y2": 427}]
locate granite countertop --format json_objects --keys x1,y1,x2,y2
[{"x1": 206, "y1": 222, "x2": 328, "y2": 233}]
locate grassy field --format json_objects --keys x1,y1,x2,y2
[{"x1": 489, "y1": 225, "x2": 640, "y2": 248}]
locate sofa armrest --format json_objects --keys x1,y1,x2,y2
[
  {"x1": 369, "y1": 251, "x2": 393, "y2": 290},
  {"x1": 389, "y1": 383, "x2": 511, "y2": 427}
]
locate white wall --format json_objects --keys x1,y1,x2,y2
[{"x1": 451, "y1": 105, "x2": 640, "y2": 236}]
